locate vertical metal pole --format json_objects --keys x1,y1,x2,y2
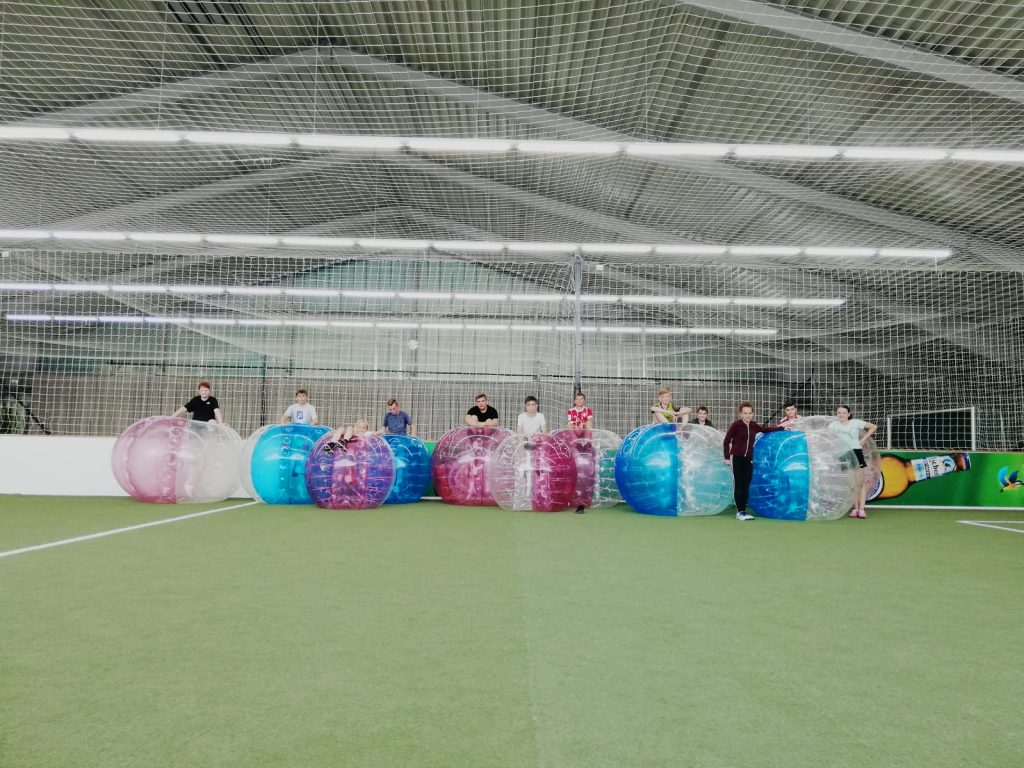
[
  {"x1": 885, "y1": 415, "x2": 892, "y2": 450},
  {"x1": 970, "y1": 405, "x2": 977, "y2": 451},
  {"x1": 571, "y1": 252, "x2": 583, "y2": 396}
]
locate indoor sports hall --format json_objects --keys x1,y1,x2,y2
[{"x1": 1, "y1": 3, "x2": 1022, "y2": 767}]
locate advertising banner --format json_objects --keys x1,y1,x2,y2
[{"x1": 867, "y1": 450, "x2": 1024, "y2": 508}]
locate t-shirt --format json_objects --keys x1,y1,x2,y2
[
  {"x1": 652, "y1": 402, "x2": 680, "y2": 422},
  {"x1": 694, "y1": 418, "x2": 714, "y2": 429},
  {"x1": 567, "y1": 406, "x2": 593, "y2": 428},
  {"x1": 467, "y1": 405, "x2": 499, "y2": 423},
  {"x1": 184, "y1": 395, "x2": 219, "y2": 422},
  {"x1": 779, "y1": 416, "x2": 799, "y2": 426},
  {"x1": 285, "y1": 403, "x2": 318, "y2": 425},
  {"x1": 383, "y1": 410, "x2": 413, "y2": 435},
  {"x1": 829, "y1": 419, "x2": 867, "y2": 451},
  {"x1": 517, "y1": 411, "x2": 547, "y2": 436}
]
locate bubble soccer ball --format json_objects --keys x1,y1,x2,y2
[
  {"x1": 430, "y1": 426, "x2": 514, "y2": 506},
  {"x1": 799, "y1": 415, "x2": 882, "y2": 507},
  {"x1": 614, "y1": 423, "x2": 732, "y2": 517},
  {"x1": 748, "y1": 424, "x2": 862, "y2": 520},
  {"x1": 550, "y1": 429, "x2": 623, "y2": 510},
  {"x1": 111, "y1": 416, "x2": 242, "y2": 503},
  {"x1": 241, "y1": 424, "x2": 330, "y2": 504},
  {"x1": 489, "y1": 433, "x2": 578, "y2": 512},
  {"x1": 381, "y1": 434, "x2": 431, "y2": 504},
  {"x1": 305, "y1": 433, "x2": 396, "y2": 509},
  {"x1": 675, "y1": 424, "x2": 734, "y2": 516}
]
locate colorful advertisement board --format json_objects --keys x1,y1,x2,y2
[{"x1": 867, "y1": 450, "x2": 1024, "y2": 508}]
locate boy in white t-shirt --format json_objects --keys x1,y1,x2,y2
[
  {"x1": 281, "y1": 389, "x2": 319, "y2": 425},
  {"x1": 516, "y1": 396, "x2": 548, "y2": 437}
]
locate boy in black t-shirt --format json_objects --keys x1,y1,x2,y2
[
  {"x1": 464, "y1": 393, "x2": 500, "y2": 427},
  {"x1": 173, "y1": 381, "x2": 224, "y2": 424}
]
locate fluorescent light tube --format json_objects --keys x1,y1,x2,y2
[
  {"x1": 453, "y1": 293, "x2": 507, "y2": 301},
  {"x1": 54, "y1": 283, "x2": 109, "y2": 292},
  {"x1": 128, "y1": 232, "x2": 204, "y2": 243},
  {"x1": 580, "y1": 243, "x2": 652, "y2": 256},
  {"x1": 0, "y1": 127, "x2": 70, "y2": 140},
  {"x1": 295, "y1": 134, "x2": 402, "y2": 150},
  {"x1": 622, "y1": 296, "x2": 675, "y2": 304},
  {"x1": 516, "y1": 140, "x2": 620, "y2": 155},
  {"x1": 184, "y1": 131, "x2": 293, "y2": 146},
  {"x1": 842, "y1": 147, "x2": 948, "y2": 161},
  {"x1": 280, "y1": 236, "x2": 356, "y2": 247},
  {"x1": 342, "y1": 290, "x2": 397, "y2": 298},
  {"x1": 731, "y1": 298, "x2": 788, "y2": 307},
  {"x1": 72, "y1": 128, "x2": 181, "y2": 143},
  {"x1": 432, "y1": 240, "x2": 504, "y2": 252},
  {"x1": 169, "y1": 285, "x2": 225, "y2": 294},
  {"x1": 625, "y1": 143, "x2": 729, "y2": 157},
  {"x1": 52, "y1": 230, "x2": 127, "y2": 241},
  {"x1": 110, "y1": 285, "x2": 167, "y2": 293},
  {"x1": 397, "y1": 292, "x2": 454, "y2": 300},
  {"x1": 728, "y1": 246, "x2": 802, "y2": 257},
  {"x1": 356, "y1": 238, "x2": 430, "y2": 250},
  {"x1": 284, "y1": 288, "x2": 340, "y2": 297},
  {"x1": 225, "y1": 286, "x2": 283, "y2": 295},
  {"x1": 0, "y1": 281, "x2": 50, "y2": 290},
  {"x1": 877, "y1": 248, "x2": 951, "y2": 260},
  {"x1": 733, "y1": 144, "x2": 839, "y2": 159},
  {"x1": 406, "y1": 138, "x2": 512, "y2": 152},
  {"x1": 0, "y1": 229, "x2": 51, "y2": 239},
  {"x1": 654, "y1": 245, "x2": 729, "y2": 256},
  {"x1": 205, "y1": 234, "x2": 280, "y2": 246}
]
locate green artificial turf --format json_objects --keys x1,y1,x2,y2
[{"x1": 1, "y1": 499, "x2": 1021, "y2": 767}]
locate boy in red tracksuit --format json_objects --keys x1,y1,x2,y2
[{"x1": 723, "y1": 401, "x2": 789, "y2": 521}]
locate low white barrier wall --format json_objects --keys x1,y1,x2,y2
[{"x1": 0, "y1": 436, "x2": 249, "y2": 497}]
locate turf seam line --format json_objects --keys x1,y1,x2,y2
[
  {"x1": 0, "y1": 500, "x2": 259, "y2": 559},
  {"x1": 956, "y1": 520, "x2": 1024, "y2": 535}
]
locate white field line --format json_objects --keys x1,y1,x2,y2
[
  {"x1": 956, "y1": 520, "x2": 1024, "y2": 535},
  {"x1": 0, "y1": 500, "x2": 259, "y2": 559}
]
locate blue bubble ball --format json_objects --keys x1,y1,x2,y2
[
  {"x1": 243, "y1": 424, "x2": 331, "y2": 504},
  {"x1": 748, "y1": 430, "x2": 810, "y2": 520},
  {"x1": 381, "y1": 434, "x2": 432, "y2": 504},
  {"x1": 615, "y1": 423, "x2": 679, "y2": 516}
]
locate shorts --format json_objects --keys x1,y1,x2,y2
[{"x1": 852, "y1": 448, "x2": 866, "y2": 469}]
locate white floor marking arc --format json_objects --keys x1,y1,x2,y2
[
  {"x1": 0, "y1": 500, "x2": 259, "y2": 559},
  {"x1": 956, "y1": 520, "x2": 1024, "y2": 535}
]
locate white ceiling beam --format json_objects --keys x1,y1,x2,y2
[
  {"x1": 6, "y1": 44, "x2": 1019, "y2": 265},
  {"x1": 326, "y1": 48, "x2": 1019, "y2": 265},
  {"x1": 13, "y1": 49, "x2": 321, "y2": 125},
  {"x1": 672, "y1": 0, "x2": 1024, "y2": 105}
]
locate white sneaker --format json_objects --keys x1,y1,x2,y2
[{"x1": 735, "y1": 512, "x2": 755, "y2": 521}]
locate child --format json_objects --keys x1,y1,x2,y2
[
  {"x1": 173, "y1": 381, "x2": 224, "y2": 424},
  {"x1": 829, "y1": 405, "x2": 878, "y2": 518},
  {"x1": 323, "y1": 419, "x2": 370, "y2": 455},
  {"x1": 566, "y1": 392, "x2": 594, "y2": 429},
  {"x1": 650, "y1": 387, "x2": 691, "y2": 424},
  {"x1": 778, "y1": 401, "x2": 800, "y2": 427},
  {"x1": 517, "y1": 396, "x2": 548, "y2": 436},
  {"x1": 281, "y1": 388, "x2": 318, "y2": 425},
  {"x1": 693, "y1": 406, "x2": 714, "y2": 428},
  {"x1": 723, "y1": 402, "x2": 789, "y2": 521},
  {"x1": 377, "y1": 398, "x2": 414, "y2": 436}
]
